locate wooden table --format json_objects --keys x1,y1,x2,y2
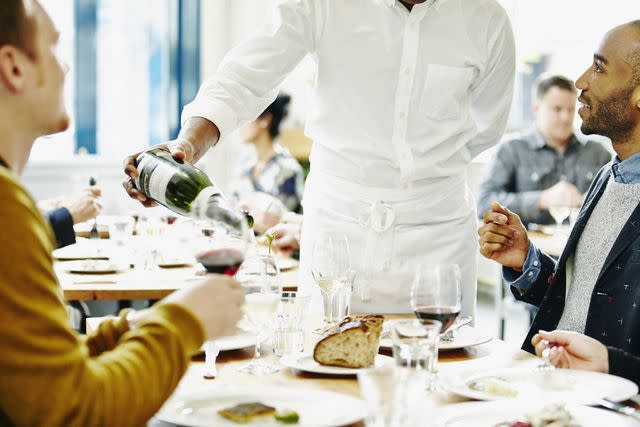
[
  {"x1": 56, "y1": 240, "x2": 300, "y2": 301},
  {"x1": 528, "y1": 230, "x2": 570, "y2": 258}
]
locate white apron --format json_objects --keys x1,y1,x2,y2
[{"x1": 299, "y1": 169, "x2": 478, "y2": 318}]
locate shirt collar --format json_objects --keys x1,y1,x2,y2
[
  {"x1": 611, "y1": 152, "x2": 640, "y2": 184},
  {"x1": 385, "y1": 0, "x2": 450, "y2": 11}
]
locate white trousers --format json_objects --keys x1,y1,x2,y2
[{"x1": 299, "y1": 169, "x2": 478, "y2": 318}]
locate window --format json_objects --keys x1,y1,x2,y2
[{"x1": 32, "y1": 0, "x2": 200, "y2": 161}]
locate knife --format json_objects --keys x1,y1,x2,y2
[{"x1": 597, "y1": 398, "x2": 640, "y2": 421}]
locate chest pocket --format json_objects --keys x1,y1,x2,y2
[{"x1": 419, "y1": 64, "x2": 475, "y2": 120}]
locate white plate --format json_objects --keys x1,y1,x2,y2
[
  {"x1": 280, "y1": 353, "x2": 394, "y2": 375},
  {"x1": 156, "y1": 386, "x2": 367, "y2": 427},
  {"x1": 444, "y1": 367, "x2": 638, "y2": 404},
  {"x1": 436, "y1": 400, "x2": 636, "y2": 427},
  {"x1": 52, "y1": 242, "x2": 108, "y2": 260},
  {"x1": 379, "y1": 325, "x2": 492, "y2": 351},
  {"x1": 60, "y1": 260, "x2": 127, "y2": 274},
  {"x1": 198, "y1": 332, "x2": 258, "y2": 353},
  {"x1": 276, "y1": 256, "x2": 298, "y2": 271},
  {"x1": 157, "y1": 259, "x2": 195, "y2": 268}
]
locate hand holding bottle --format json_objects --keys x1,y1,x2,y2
[{"x1": 123, "y1": 117, "x2": 220, "y2": 206}]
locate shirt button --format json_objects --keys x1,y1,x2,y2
[
  {"x1": 528, "y1": 272, "x2": 533, "y2": 277},
  {"x1": 399, "y1": 112, "x2": 406, "y2": 119},
  {"x1": 404, "y1": 67, "x2": 411, "y2": 75},
  {"x1": 533, "y1": 261, "x2": 539, "y2": 267}
]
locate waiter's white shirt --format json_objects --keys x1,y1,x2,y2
[{"x1": 183, "y1": 0, "x2": 515, "y2": 315}]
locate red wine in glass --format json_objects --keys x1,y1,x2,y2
[
  {"x1": 414, "y1": 305, "x2": 460, "y2": 332},
  {"x1": 195, "y1": 248, "x2": 245, "y2": 276}
]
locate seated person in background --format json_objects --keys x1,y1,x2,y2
[
  {"x1": 0, "y1": 2, "x2": 244, "y2": 425},
  {"x1": 531, "y1": 330, "x2": 638, "y2": 378},
  {"x1": 478, "y1": 20, "x2": 640, "y2": 386},
  {"x1": 38, "y1": 186, "x2": 102, "y2": 248},
  {"x1": 477, "y1": 74, "x2": 611, "y2": 227},
  {"x1": 233, "y1": 93, "x2": 304, "y2": 213}
]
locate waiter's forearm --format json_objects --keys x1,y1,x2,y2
[{"x1": 177, "y1": 117, "x2": 221, "y2": 163}]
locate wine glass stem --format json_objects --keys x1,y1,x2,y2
[
  {"x1": 326, "y1": 291, "x2": 337, "y2": 325},
  {"x1": 254, "y1": 331, "x2": 262, "y2": 360}
]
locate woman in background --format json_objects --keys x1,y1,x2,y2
[{"x1": 234, "y1": 93, "x2": 304, "y2": 214}]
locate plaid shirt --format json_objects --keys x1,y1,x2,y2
[{"x1": 477, "y1": 127, "x2": 612, "y2": 225}]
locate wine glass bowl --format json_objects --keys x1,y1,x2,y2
[
  {"x1": 548, "y1": 204, "x2": 571, "y2": 234},
  {"x1": 311, "y1": 233, "x2": 351, "y2": 327},
  {"x1": 410, "y1": 264, "x2": 462, "y2": 333}
]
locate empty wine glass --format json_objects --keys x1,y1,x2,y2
[
  {"x1": 548, "y1": 204, "x2": 571, "y2": 234},
  {"x1": 311, "y1": 233, "x2": 351, "y2": 329},
  {"x1": 235, "y1": 254, "x2": 282, "y2": 374}
]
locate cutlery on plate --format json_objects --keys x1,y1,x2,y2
[
  {"x1": 597, "y1": 398, "x2": 640, "y2": 420},
  {"x1": 72, "y1": 280, "x2": 117, "y2": 284},
  {"x1": 440, "y1": 316, "x2": 472, "y2": 342},
  {"x1": 89, "y1": 177, "x2": 100, "y2": 239}
]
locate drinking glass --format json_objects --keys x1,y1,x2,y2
[
  {"x1": 272, "y1": 291, "x2": 310, "y2": 357},
  {"x1": 548, "y1": 204, "x2": 571, "y2": 234},
  {"x1": 193, "y1": 215, "x2": 252, "y2": 378},
  {"x1": 235, "y1": 254, "x2": 282, "y2": 374},
  {"x1": 311, "y1": 233, "x2": 351, "y2": 328},
  {"x1": 357, "y1": 365, "x2": 429, "y2": 427},
  {"x1": 410, "y1": 263, "x2": 461, "y2": 333},
  {"x1": 391, "y1": 319, "x2": 441, "y2": 391}
]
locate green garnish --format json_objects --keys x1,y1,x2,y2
[
  {"x1": 274, "y1": 409, "x2": 299, "y2": 424},
  {"x1": 265, "y1": 230, "x2": 276, "y2": 255}
]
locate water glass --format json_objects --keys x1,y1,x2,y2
[
  {"x1": 108, "y1": 216, "x2": 134, "y2": 246},
  {"x1": 273, "y1": 291, "x2": 309, "y2": 357},
  {"x1": 357, "y1": 365, "x2": 429, "y2": 427},
  {"x1": 320, "y1": 270, "x2": 355, "y2": 324},
  {"x1": 391, "y1": 319, "x2": 441, "y2": 391}
]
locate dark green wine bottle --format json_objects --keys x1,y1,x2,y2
[{"x1": 133, "y1": 148, "x2": 253, "y2": 230}]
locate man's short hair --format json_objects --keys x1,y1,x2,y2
[
  {"x1": 627, "y1": 20, "x2": 640, "y2": 85},
  {"x1": 534, "y1": 74, "x2": 576, "y2": 101},
  {"x1": 0, "y1": 0, "x2": 36, "y2": 54}
]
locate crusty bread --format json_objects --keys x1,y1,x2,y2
[{"x1": 313, "y1": 315, "x2": 384, "y2": 368}]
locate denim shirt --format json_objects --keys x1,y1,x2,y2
[{"x1": 505, "y1": 152, "x2": 640, "y2": 291}]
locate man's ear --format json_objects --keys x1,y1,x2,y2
[{"x1": 0, "y1": 46, "x2": 27, "y2": 93}]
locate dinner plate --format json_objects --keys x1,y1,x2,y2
[
  {"x1": 444, "y1": 366, "x2": 638, "y2": 404},
  {"x1": 379, "y1": 325, "x2": 492, "y2": 351},
  {"x1": 60, "y1": 260, "x2": 128, "y2": 274},
  {"x1": 280, "y1": 353, "x2": 394, "y2": 375},
  {"x1": 157, "y1": 258, "x2": 195, "y2": 268},
  {"x1": 156, "y1": 386, "x2": 367, "y2": 427},
  {"x1": 198, "y1": 332, "x2": 259, "y2": 353},
  {"x1": 52, "y1": 242, "x2": 108, "y2": 261},
  {"x1": 436, "y1": 400, "x2": 636, "y2": 427}
]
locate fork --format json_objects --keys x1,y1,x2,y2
[
  {"x1": 88, "y1": 177, "x2": 100, "y2": 239},
  {"x1": 440, "y1": 316, "x2": 472, "y2": 342}
]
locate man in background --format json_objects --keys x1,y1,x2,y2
[{"x1": 477, "y1": 74, "x2": 611, "y2": 227}]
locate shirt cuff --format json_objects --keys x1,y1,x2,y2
[
  {"x1": 502, "y1": 242, "x2": 542, "y2": 293},
  {"x1": 181, "y1": 98, "x2": 239, "y2": 142}
]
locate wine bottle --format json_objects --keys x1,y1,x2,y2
[{"x1": 133, "y1": 148, "x2": 253, "y2": 231}]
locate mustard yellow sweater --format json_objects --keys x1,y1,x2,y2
[{"x1": 0, "y1": 166, "x2": 204, "y2": 427}]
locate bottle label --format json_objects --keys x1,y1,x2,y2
[{"x1": 137, "y1": 154, "x2": 174, "y2": 206}]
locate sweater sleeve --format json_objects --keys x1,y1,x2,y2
[
  {"x1": 607, "y1": 346, "x2": 640, "y2": 386},
  {"x1": 0, "y1": 172, "x2": 204, "y2": 427},
  {"x1": 46, "y1": 206, "x2": 76, "y2": 248}
]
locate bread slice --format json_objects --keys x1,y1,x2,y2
[{"x1": 313, "y1": 315, "x2": 384, "y2": 368}]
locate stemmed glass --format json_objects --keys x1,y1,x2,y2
[
  {"x1": 235, "y1": 254, "x2": 282, "y2": 374},
  {"x1": 410, "y1": 263, "x2": 462, "y2": 390},
  {"x1": 311, "y1": 233, "x2": 351, "y2": 329},
  {"x1": 548, "y1": 204, "x2": 571, "y2": 235},
  {"x1": 192, "y1": 216, "x2": 251, "y2": 379}
]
